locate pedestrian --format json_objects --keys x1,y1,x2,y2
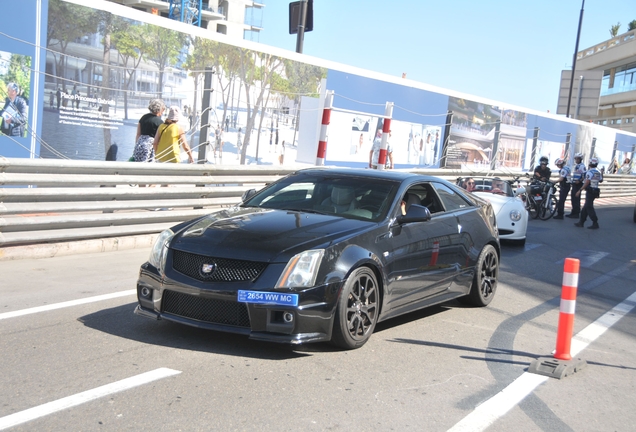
[
  {"x1": 1, "y1": 82, "x2": 29, "y2": 137},
  {"x1": 567, "y1": 153, "x2": 586, "y2": 218},
  {"x1": 553, "y1": 158, "x2": 571, "y2": 219},
  {"x1": 225, "y1": 115, "x2": 229, "y2": 132},
  {"x1": 369, "y1": 129, "x2": 393, "y2": 169},
  {"x1": 154, "y1": 106, "x2": 194, "y2": 164},
  {"x1": 574, "y1": 157, "x2": 602, "y2": 229},
  {"x1": 214, "y1": 124, "x2": 223, "y2": 158},
  {"x1": 56, "y1": 87, "x2": 61, "y2": 110},
  {"x1": 277, "y1": 140, "x2": 285, "y2": 165},
  {"x1": 618, "y1": 157, "x2": 631, "y2": 174},
  {"x1": 133, "y1": 98, "x2": 165, "y2": 162}
]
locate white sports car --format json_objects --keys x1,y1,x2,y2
[{"x1": 457, "y1": 177, "x2": 528, "y2": 246}]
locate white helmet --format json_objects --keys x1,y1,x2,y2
[
  {"x1": 574, "y1": 153, "x2": 584, "y2": 160},
  {"x1": 589, "y1": 157, "x2": 599, "y2": 167},
  {"x1": 554, "y1": 158, "x2": 564, "y2": 166}
]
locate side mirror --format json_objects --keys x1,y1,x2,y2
[
  {"x1": 513, "y1": 186, "x2": 526, "y2": 197},
  {"x1": 397, "y1": 204, "x2": 432, "y2": 224},
  {"x1": 241, "y1": 188, "x2": 257, "y2": 202}
]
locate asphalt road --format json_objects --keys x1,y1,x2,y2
[{"x1": 1, "y1": 201, "x2": 635, "y2": 432}]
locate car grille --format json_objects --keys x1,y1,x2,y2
[
  {"x1": 162, "y1": 290, "x2": 251, "y2": 328},
  {"x1": 498, "y1": 229, "x2": 514, "y2": 235},
  {"x1": 172, "y1": 250, "x2": 268, "y2": 282}
]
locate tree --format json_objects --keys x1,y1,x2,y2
[
  {"x1": 184, "y1": 37, "x2": 219, "y2": 127},
  {"x1": 609, "y1": 22, "x2": 621, "y2": 37},
  {"x1": 46, "y1": 0, "x2": 98, "y2": 89},
  {"x1": 628, "y1": 20, "x2": 636, "y2": 31},
  {"x1": 111, "y1": 21, "x2": 152, "y2": 119},
  {"x1": 145, "y1": 26, "x2": 187, "y2": 98},
  {"x1": 237, "y1": 50, "x2": 284, "y2": 164}
]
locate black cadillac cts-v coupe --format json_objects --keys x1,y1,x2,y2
[{"x1": 135, "y1": 168, "x2": 500, "y2": 349}]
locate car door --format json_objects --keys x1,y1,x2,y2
[
  {"x1": 383, "y1": 182, "x2": 460, "y2": 310},
  {"x1": 430, "y1": 181, "x2": 482, "y2": 292}
]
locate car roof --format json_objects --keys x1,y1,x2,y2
[{"x1": 295, "y1": 167, "x2": 439, "y2": 182}]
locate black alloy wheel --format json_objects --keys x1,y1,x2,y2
[
  {"x1": 463, "y1": 244, "x2": 498, "y2": 307},
  {"x1": 331, "y1": 267, "x2": 379, "y2": 350}
]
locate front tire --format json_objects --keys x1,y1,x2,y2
[
  {"x1": 331, "y1": 267, "x2": 379, "y2": 350},
  {"x1": 539, "y1": 195, "x2": 557, "y2": 220},
  {"x1": 463, "y1": 244, "x2": 498, "y2": 306}
]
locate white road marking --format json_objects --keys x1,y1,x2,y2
[
  {"x1": 0, "y1": 290, "x2": 136, "y2": 321},
  {"x1": 0, "y1": 368, "x2": 181, "y2": 430},
  {"x1": 448, "y1": 290, "x2": 636, "y2": 432}
]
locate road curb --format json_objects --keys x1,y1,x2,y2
[{"x1": 0, "y1": 233, "x2": 158, "y2": 261}]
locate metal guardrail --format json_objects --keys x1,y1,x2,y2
[{"x1": 1, "y1": 157, "x2": 635, "y2": 248}]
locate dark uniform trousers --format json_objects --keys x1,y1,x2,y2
[
  {"x1": 557, "y1": 182, "x2": 570, "y2": 217},
  {"x1": 570, "y1": 182, "x2": 583, "y2": 216},
  {"x1": 579, "y1": 187, "x2": 599, "y2": 224}
]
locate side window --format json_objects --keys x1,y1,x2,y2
[{"x1": 431, "y1": 182, "x2": 473, "y2": 212}]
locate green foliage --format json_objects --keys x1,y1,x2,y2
[
  {"x1": 2, "y1": 54, "x2": 31, "y2": 100},
  {"x1": 609, "y1": 22, "x2": 621, "y2": 37},
  {"x1": 628, "y1": 20, "x2": 636, "y2": 31},
  {"x1": 47, "y1": 0, "x2": 99, "y2": 48},
  {"x1": 283, "y1": 60, "x2": 325, "y2": 99}
]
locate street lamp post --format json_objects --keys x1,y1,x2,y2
[{"x1": 566, "y1": 0, "x2": 585, "y2": 118}]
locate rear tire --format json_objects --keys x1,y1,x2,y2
[
  {"x1": 463, "y1": 244, "x2": 498, "y2": 306},
  {"x1": 331, "y1": 267, "x2": 379, "y2": 350}
]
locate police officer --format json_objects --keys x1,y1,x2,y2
[
  {"x1": 574, "y1": 157, "x2": 602, "y2": 229},
  {"x1": 553, "y1": 158, "x2": 571, "y2": 219},
  {"x1": 567, "y1": 153, "x2": 586, "y2": 218}
]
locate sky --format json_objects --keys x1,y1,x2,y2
[{"x1": 256, "y1": 0, "x2": 634, "y2": 114}]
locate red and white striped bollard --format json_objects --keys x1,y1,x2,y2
[
  {"x1": 315, "y1": 90, "x2": 334, "y2": 166},
  {"x1": 554, "y1": 258, "x2": 580, "y2": 361}
]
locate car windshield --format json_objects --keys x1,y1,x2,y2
[
  {"x1": 458, "y1": 177, "x2": 513, "y2": 197},
  {"x1": 243, "y1": 173, "x2": 400, "y2": 221}
]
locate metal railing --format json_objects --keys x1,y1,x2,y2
[{"x1": 1, "y1": 157, "x2": 635, "y2": 248}]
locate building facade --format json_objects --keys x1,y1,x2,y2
[
  {"x1": 107, "y1": 0, "x2": 264, "y2": 41},
  {"x1": 572, "y1": 29, "x2": 636, "y2": 133}
]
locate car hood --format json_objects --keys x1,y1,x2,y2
[
  {"x1": 170, "y1": 207, "x2": 373, "y2": 262},
  {"x1": 473, "y1": 192, "x2": 521, "y2": 217}
]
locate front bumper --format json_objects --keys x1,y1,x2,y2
[{"x1": 135, "y1": 263, "x2": 343, "y2": 345}]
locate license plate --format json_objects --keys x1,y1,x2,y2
[{"x1": 238, "y1": 290, "x2": 298, "y2": 306}]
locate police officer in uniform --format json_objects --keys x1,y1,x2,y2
[
  {"x1": 567, "y1": 153, "x2": 586, "y2": 218},
  {"x1": 574, "y1": 157, "x2": 602, "y2": 229},
  {"x1": 553, "y1": 158, "x2": 571, "y2": 219}
]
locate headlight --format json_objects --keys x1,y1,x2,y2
[
  {"x1": 148, "y1": 229, "x2": 174, "y2": 273},
  {"x1": 275, "y1": 249, "x2": 324, "y2": 289},
  {"x1": 509, "y1": 209, "x2": 522, "y2": 221}
]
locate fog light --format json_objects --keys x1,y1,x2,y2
[
  {"x1": 283, "y1": 312, "x2": 294, "y2": 323},
  {"x1": 140, "y1": 287, "x2": 152, "y2": 298}
]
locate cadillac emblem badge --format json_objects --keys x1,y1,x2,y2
[{"x1": 200, "y1": 262, "x2": 217, "y2": 276}]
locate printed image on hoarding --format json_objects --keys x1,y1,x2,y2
[
  {"x1": 445, "y1": 97, "x2": 500, "y2": 169},
  {"x1": 0, "y1": 51, "x2": 31, "y2": 139},
  {"x1": 42, "y1": 0, "x2": 325, "y2": 164}
]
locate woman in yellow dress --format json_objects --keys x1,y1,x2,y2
[{"x1": 153, "y1": 106, "x2": 194, "y2": 163}]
